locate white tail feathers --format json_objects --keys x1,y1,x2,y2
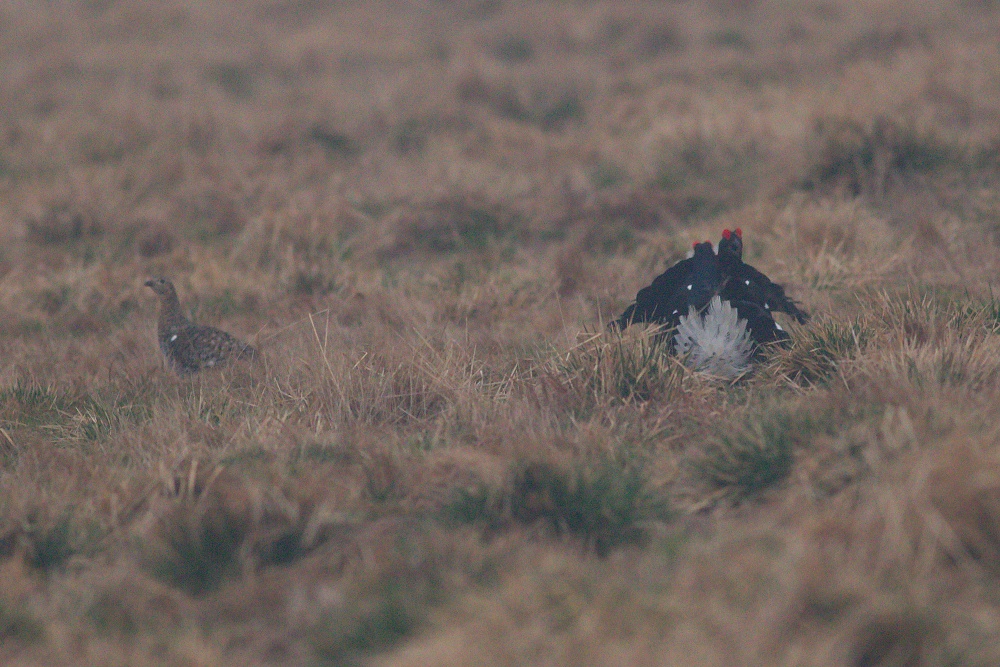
[{"x1": 673, "y1": 296, "x2": 753, "y2": 379}]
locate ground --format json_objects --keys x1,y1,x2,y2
[{"x1": 3, "y1": 1, "x2": 1000, "y2": 665}]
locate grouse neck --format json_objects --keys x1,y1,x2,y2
[
  {"x1": 688, "y1": 243, "x2": 720, "y2": 309},
  {"x1": 718, "y1": 251, "x2": 741, "y2": 271},
  {"x1": 158, "y1": 292, "x2": 188, "y2": 331}
]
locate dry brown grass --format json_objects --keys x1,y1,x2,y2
[{"x1": 5, "y1": 0, "x2": 1000, "y2": 664}]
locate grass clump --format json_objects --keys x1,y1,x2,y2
[
  {"x1": 79, "y1": 577, "x2": 198, "y2": 643},
  {"x1": 879, "y1": 290, "x2": 1000, "y2": 345},
  {"x1": 491, "y1": 84, "x2": 585, "y2": 130},
  {"x1": 493, "y1": 35, "x2": 535, "y2": 63},
  {"x1": 310, "y1": 577, "x2": 431, "y2": 664},
  {"x1": 85, "y1": 592, "x2": 141, "y2": 638},
  {"x1": 142, "y1": 501, "x2": 247, "y2": 595},
  {"x1": 139, "y1": 462, "x2": 345, "y2": 595},
  {"x1": 25, "y1": 514, "x2": 83, "y2": 572},
  {"x1": 308, "y1": 125, "x2": 358, "y2": 158},
  {"x1": 457, "y1": 70, "x2": 585, "y2": 130},
  {"x1": 694, "y1": 408, "x2": 799, "y2": 500},
  {"x1": 0, "y1": 381, "x2": 153, "y2": 444},
  {"x1": 848, "y1": 609, "x2": 938, "y2": 667},
  {"x1": 204, "y1": 62, "x2": 256, "y2": 99},
  {"x1": 306, "y1": 522, "x2": 494, "y2": 665},
  {"x1": 544, "y1": 331, "x2": 684, "y2": 418},
  {"x1": 766, "y1": 318, "x2": 873, "y2": 385},
  {"x1": 387, "y1": 195, "x2": 526, "y2": 257},
  {"x1": 0, "y1": 382, "x2": 67, "y2": 430},
  {"x1": 0, "y1": 600, "x2": 43, "y2": 645},
  {"x1": 24, "y1": 203, "x2": 101, "y2": 246},
  {"x1": 445, "y1": 460, "x2": 671, "y2": 555},
  {"x1": 654, "y1": 135, "x2": 766, "y2": 220},
  {"x1": 1, "y1": 507, "x2": 106, "y2": 574},
  {"x1": 800, "y1": 115, "x2": 964, "y2": 198}
]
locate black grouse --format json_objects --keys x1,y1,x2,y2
[
  {"x1": 612, "y1": 231, "x2": 806, "y2": 377},
  {"x1": 613, "y1": 240, "x2": 717, "y2": 331},
  {"x1": 612, "y1": 241, "x2": 754, "y2": 377},
  {"x1": 717, "y1": 228, "x2": 809, "y2": 324},
  {"x1": 145, "y1": 277, "x2": 256, "y2": 374}
]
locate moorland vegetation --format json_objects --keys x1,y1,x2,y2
[{"x1": 4, "y1": 1, "x2": 1000, "y2": 664}]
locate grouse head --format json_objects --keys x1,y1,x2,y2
[
  {"x1": 145, "y1": 277, "x2": 178, "y2": 299},
  {"x1": 688, "y1": 241, "x2": 720, "y2": 309},
  {"x1": 718, "y1": 228, "x2": 743, "y2": 262},
  {"x1": 692, "y1": 240, "x2": 716, "y2": 259}
]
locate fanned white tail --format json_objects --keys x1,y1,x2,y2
[{"x1": 673, "y1": 296, "x2": 753, "y2": 379}]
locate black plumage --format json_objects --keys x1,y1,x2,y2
[
  {"x1": 612, "y1": 231, "x2": 802, "y2": 350},
  {"x1": 717, "y1": 228, "x2": 809, "y2": 325},
  {"x1": 145, "y1": 277, "x2": 256, "y2": 374},
  {"x1": 613, "y1": 241, "x2": 717, "y2": 331}
]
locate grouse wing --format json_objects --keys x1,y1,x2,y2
[{"x1": 722, "y1": 262, "x2": 809, "y2": 324}]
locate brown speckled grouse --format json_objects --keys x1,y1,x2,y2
[{"x1": 145, "y1": 277, "x2": 256, "y2": 374}]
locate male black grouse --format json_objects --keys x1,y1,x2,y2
[
  {"x1": 612, "y1": 231, "x2": 805, "y2": 377},
  {"x1": 716, "y1": 228, "x2": 809, "y2": 325},
  {"x1": 613, "y1": 240, "x2": 716, "y2": 332}
]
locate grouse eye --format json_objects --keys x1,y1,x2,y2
[
  {"x1": 722, "y1": 229, "x2": 731, "y2": 240},
  {"x1": 734, "y1": 227, "x2": 742, "y2": 238}
]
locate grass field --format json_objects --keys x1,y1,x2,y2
[{"x1": 5, "y1": 1, "x2": 1000, "y2": 664}]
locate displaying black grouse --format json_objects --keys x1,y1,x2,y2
[
  {"x1": 612, "y1": 230, "x2": 808, "y2": 376},
  {"x1": 717, "y1": 228, "x2": 809, "y2": 325},
  {"x1": 145, "y1": 277, "x2": 257, "y2": 374},
  {"x1": 612, "y1": 241, "x2": 717, "y2": 331}
]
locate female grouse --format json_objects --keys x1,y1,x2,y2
[{"x1": 145, "y1": 277, "x2": 256, "y2": 374}]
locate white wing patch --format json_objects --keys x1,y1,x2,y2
[{"x1": 169, "y1": 334, "x2": 178, "y2": 342}]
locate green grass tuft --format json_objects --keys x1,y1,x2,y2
[
  {"x1": 0, "y1": 600, "x2": 44, "y2": 645},
  {"x1": 695, "y1": 408, "x2": 798, "y2": 500},
  {"x1": 801, "y1": 115, "x2": 965, "y2": 197},
  {"x1": 143, "y1": 503, "x2": 248, "y2": 595},
  {"x1": 767, "y1": 318, "x2": 873, "y2": 385},
  {"x1": 22, "y1": 511, "x2": 104, "y2": 573},
  {"x1": 445, "y1": 460, "x2": 671, "y2": 555},
  {"x1": 311, "y1": 579, "x2": 424, "y2": 663}
]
